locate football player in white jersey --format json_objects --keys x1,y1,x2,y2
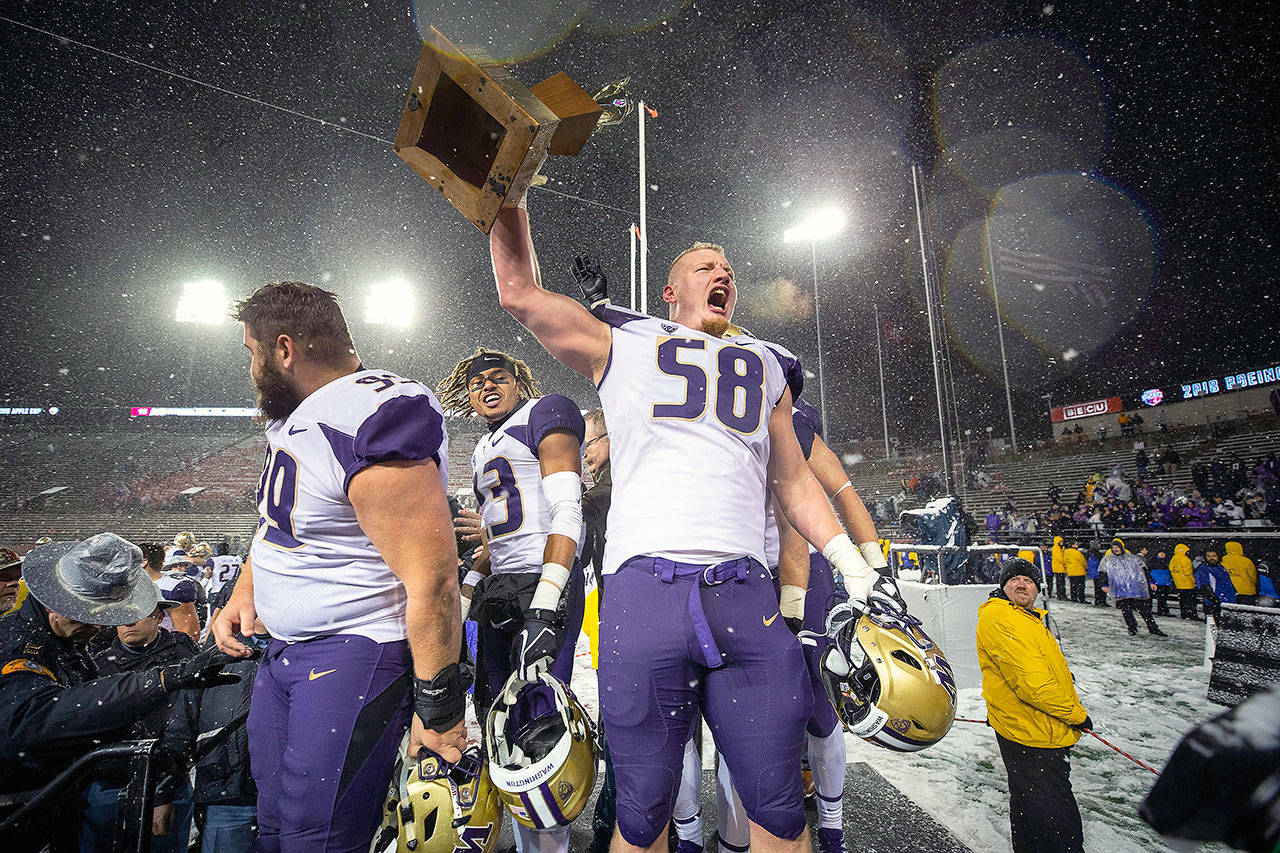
[
  {"x1": 437, "y1": 348, "x2": 586, "y2": 853},
  {"x1": 489, "y1": 207, "x2": 904, "y2": 853},
  {"x1": 211, "y1": 281, "x2": 467, "y2": 853},
  {"x1": 208, "y1": 543, "x2": 242, "y2": 600}
]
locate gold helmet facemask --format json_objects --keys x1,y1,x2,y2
[
  {"x1": 821, "y1": 606, "x2": 957, "y2": 752},
  {"x1": 373, "y1": 745, "x2": 503, "y2": 853},
  {"x1": 485, "y1": 671, "x2": 597, "y2": 829}
]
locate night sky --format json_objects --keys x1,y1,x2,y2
[{"x1": 1, "y1": 0, "x2": 1275, "y2": 444}]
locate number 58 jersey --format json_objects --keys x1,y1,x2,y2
[
  {"x1": 250, "y1": 369, "x2": 449, "y2": 643},
  {"x1": 595, "y1": 307, "x2": 802, "y2": 575}
]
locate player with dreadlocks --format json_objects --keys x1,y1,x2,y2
[{"x1": 437, "y1": 348, "x2": 587, "y2": 853}]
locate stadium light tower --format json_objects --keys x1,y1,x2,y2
[
  {"x1": 365, "y1": 278, "x2": 415, "y2": 328},
  {"x1": 784, "y1": 207, "x2": 847, "y2": 435},
  {"x1": 174, "y1": 279, "x2": 228, "y2": 325}
]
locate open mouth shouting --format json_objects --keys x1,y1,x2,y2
[{"x1": 708, "y1": 285, "x2": 731, "y2": 314}]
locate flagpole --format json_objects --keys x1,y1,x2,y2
[
  {"x1": 629, "y1": 223, "x2": 637, "y2": 312},
  {"x1": 638, "y1": 101, "x2": 648, "y2": 315},
  {"x1": 911, "y1": 164, "x2": 954, "y2": 493},
  {"x1": 875, "y1": 299, "x2": 891, "y2": 459},
  {"x1": 985, "y1": 220, "x2": 1019, "y2": 453}
]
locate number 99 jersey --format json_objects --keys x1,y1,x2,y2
[
  {"x1": 594, "y1": 306, "x2": 802, "y2": 575},
  {"x1": 251, "y1": 369, "x2": 449, "y2": 643},
  {"x1": 471, "y1": 395, "x2": 586, "y2": 575}
]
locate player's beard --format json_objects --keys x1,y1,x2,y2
[
  {"x1": 701, "y1": 316, "x2": 730, "y2": 338},
  {"x1": 253, "y1": 355, "x2": 303, "y2": 421}
]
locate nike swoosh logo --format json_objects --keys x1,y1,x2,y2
[
  {"x1": 763, "y1": 612, "x2": 780, "y2": 627},
  {"x1": 308, "y1": 668, "x2": 337, "y2": 680},
  {"x1": 288, "y1": 426, "x2": 307, "y2": 435}
]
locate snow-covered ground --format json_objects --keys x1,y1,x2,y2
[{"x1": 558, "y1": 597, "x2": 1226, "y2": 852}]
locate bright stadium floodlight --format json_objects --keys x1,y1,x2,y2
[
  {"x1": 365, "y1": 278, "x2": 415, "y2": 327},
  {"x1": 174, "y1": 279, "x2": 228, "y2": 325},
  {"x1": 783, "y1": 207, "x2": 847, "y2": 244},
  {"x1": 782, "y1": 206, "x2": 848, "y2": 436}
]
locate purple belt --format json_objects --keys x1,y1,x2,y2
[{"x1": 629, "y1": 555, "x2": 754, "y2": 668}]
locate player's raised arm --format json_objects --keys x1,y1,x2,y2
[
  {"x1": 490, "y1": 206, "x2": 612, "y2": 381},
  {"x1": 349, "y1": 458, "x2": 467, "y2": 760}
]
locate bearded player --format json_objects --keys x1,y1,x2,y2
[
  {"x1": 436, "y1": 347, "x2": 585, "y2": 853},
  {"x1": 212, "y1": 281, "x2": 468, "y2": 853},
  {"x1": 489, "y1": 206, "x2": 903, "y2": 853}
]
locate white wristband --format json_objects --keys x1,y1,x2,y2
[
  {"x1": 529, "y1": 562, "x2": 571, "y2": 611},
  {"x1": 859, "y1": 541, "x2": 888, "y2": 570},
  {"x1": 779, "y1": 584, "x2": 805, "y2": 621},
  {"x1": 823, "y1": 533, "x2": 875, "y2": 601},
  {"x1": 462, "y1": 570, "x2": 485, "y2": 590}
]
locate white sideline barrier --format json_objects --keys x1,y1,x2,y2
[{"x1": 898, "y1": 580, "x2": 989, "y2": 691}]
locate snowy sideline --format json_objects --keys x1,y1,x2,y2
[
  {"x1": 551, "y1": 596, "x2": 1228, "y2": 852},
  {"x1": 845, "y1": 600, "x2": 1225, "y2": 852}
]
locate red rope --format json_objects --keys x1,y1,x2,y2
[
  {"x1": 951, "y1": 718, "x2": 1161, "y2": 775},
  {"x1": 1086, "y1": 730, "x2": 1161, "y2": 775}
]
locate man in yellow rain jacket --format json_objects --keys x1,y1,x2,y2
[
  {"x1": 978, "y1": 558, "x2": 1091, "y2": 853},
  {"x1": 1221, "y1": 541, "x2": 1258, "y2": 605},
  {"x1": 1168, "y1": 543, "x2": 1200, "y2": 620},
  {"x1": 1064, "y1": 539, "x2": 1088, "y2": 604},
  {"x1": 1050, "y1": 536, "x2": 1068, "y2": 601}
]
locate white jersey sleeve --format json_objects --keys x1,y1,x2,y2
[
  {"x1": 471, "y1": 395, "x2": 586, "y2": 574},
  {"x1": 249, "y1": 369, "x2": 449, "y2": 643},
  {"x1": 594, "y1": 307, "x2": 800, "y2": 574}
]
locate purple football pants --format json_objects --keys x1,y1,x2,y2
[
  {"x1": 599, "y1": 556, "x2": 811, "y2": 846},
  {"x1": 247, "y1": 635, "x2": 412, "y2": 853}
]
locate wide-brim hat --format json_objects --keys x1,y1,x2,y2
[{"x1": 22, "y1": 533, "x2": 159, "y2": 626}]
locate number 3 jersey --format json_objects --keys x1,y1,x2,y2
[
  {"x1": 595, "y1": 306, "x2": 802, "y2": 574},
  {"x1": 471, "y1": 395, "x2": 586, "y2": 575},
  {"x1": 250, "y1": 369, "x2": 449, "y2": 643}
]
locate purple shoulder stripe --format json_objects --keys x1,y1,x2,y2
[
  {"x1": 325, "y1": 394, "x2": 445, "y2": 492},
  {"x1": 764, "y1": 343, "x2": 804, "y2": 403},
  {"x1": 793, "y1": 412, "x2": 818, "y2": 460},
  {"x1": 528, "y1": 394, "x2": 586, "y2": 450},
  {"x1": 595, "y1": 304, "x2": 648, "y2": 329},
  {"x1": 793, "y1": 398, "x2": 823, "y2": 438},
  {"x1": 318, "y1": 423, "x2": 360, "y2": 490}
]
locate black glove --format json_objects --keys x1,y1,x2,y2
[
  {"x1": 785, "y1": 616, "x2": 804, "y2": 636},
  {"x1": 513, "y1": 608, "x2": 564, "y2": 681},
  {"x1": 868, "y1": 574, "x2": 908, "y2": 616},
  {"x1": 158, "y1": 647, "x2": 240, "y2": 692},
  {"x1": 572, "y1": 254, "x2": 610, "y2": 310},
  {"x1": 1076, "y1": 715, "x2": 1094, "y2": 732}
]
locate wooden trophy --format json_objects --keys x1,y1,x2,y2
[{"x1": 394, "y1": 28, "x2": 603, "y2": 234}]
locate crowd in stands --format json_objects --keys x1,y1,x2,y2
[{"x1": 982, "y1": 447, "x2": 1280, "y2": 542}]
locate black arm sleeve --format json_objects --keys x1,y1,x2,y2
[{"x1": 0, "y1": 669, "x2": 168, "y2": 762}]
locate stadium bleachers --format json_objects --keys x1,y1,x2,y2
[{"x1": 2, "y1": 417, "x2": 1274, "y2": 553}]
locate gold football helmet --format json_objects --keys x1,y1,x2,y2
[
  {"x1": 821, "y1": 605, "x2": 957, "y2": 751},
  {"x1": 173, "y1": 531, "x2": 196, "y2": 551},
  {"x1": 722, "y1": 322, "x2": 755, "y2": 339},
  {"x1": 372, "y1": 745, "x2": 502, "y2": 853},
  {"x1": 485, "y1": 671, "x2": 597, "y2": 829}
]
